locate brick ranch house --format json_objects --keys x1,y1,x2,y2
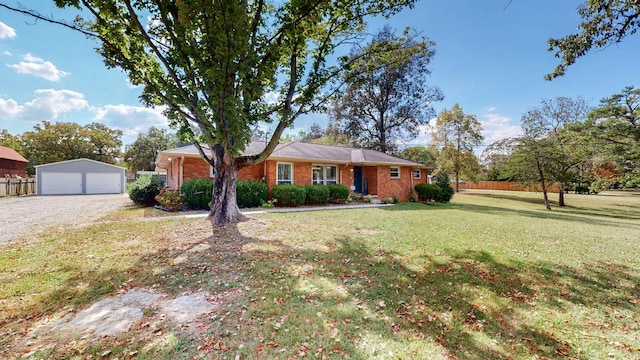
[{"x1": 155, "y1": 141, "x2": 432, "y2": 202}]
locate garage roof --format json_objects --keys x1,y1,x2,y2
[{"x1": 35, "y1": 158, "x2": 126, "y2": 169}]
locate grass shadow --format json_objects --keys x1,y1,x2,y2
[{"x1": 4, "y1": 215, "x2": 639, "y2": 359}]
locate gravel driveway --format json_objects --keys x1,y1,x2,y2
[{"x1": 0, "y1": 194, "x2": 132, "y2": 245}]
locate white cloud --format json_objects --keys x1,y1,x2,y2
[
  {"x1": 0, "y1": 89, "x2": 88, "y2": 121},
  {"x1": 2, "y1": 50, "x2": 12, "y2": 56},
  {"x1": 480, "y1": 112, "x2": 522, "y2": 145},
  {"x1": 92, "y1": 104, "x2": 169, "y2": 137},
  {"x1": 0, "y1": 22, "x2": 16, "y2": 39},
  {"x1": 0, "y1": 98, "x2": 21, "y2": 117},
  {"x1": 8, "y1": 53, "x2": 69, "y2": 81}
]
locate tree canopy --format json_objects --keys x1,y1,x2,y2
[
  {"x1": 400, "y1": 146, "x2": 436, "y2": 167},
  {"x1": 23, "y1": 121, "x2": 122, "y2": 166},
  {"x1": 3, "y1": 0, "x2": 419, "y2": 225},
  {"x1": 584, "y1": 86, "x2": 640, "y2": 188},
  {"x1": 507, "y1": 97, "x2": 590, "y2": 208},
  {"x1": 547, "y1": 1, "x2": 640, "y2": 79},
  {"x1": 330, "y1": 25, "x2": 443, "y2": 153},
  {"x1": 124, "y1": 126, "x2": 179, "y2": 173},
  {"x1": 431, "y1": 104, "x2": 483, "y2": 192}
]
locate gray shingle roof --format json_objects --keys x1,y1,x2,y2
[{"x1": 157, "y1": 141, "x2": 428, "y2": 168}]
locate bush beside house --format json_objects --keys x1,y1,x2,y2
[
  {"x1": 181, "y1": 178, "x2": 213, "y2": 210},
  {"x1": 237, "y1": 179, "x2": 269, "y2": 208},
  {"x1": 128, "y1": 176, "x2": 163, "y2": 206},
  {"x1": 305, "y1": 184, "x2": 330, "y2": 204},
  {"x1": 273, "y1": 184, "x2": 306, "y2": 207},
  {"x1": 415, "y1": 183, "x2": 442, "y2": 202},
  {"x1": 327, "y1": 184, "x2": 349, "y2": 203}
]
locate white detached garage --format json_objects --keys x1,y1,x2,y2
[{"x1": 36, "y1": 159, "x2": 126, "y2": 195}]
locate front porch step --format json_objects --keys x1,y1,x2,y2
[{"x1": 369, "y1": 195, "x2": 383, "y2": 204}]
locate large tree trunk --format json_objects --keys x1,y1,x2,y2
[
  {"x1": 208, "y1": 144, "x2": 247, "y2": 226},
  {"x1": 455, "y1": 171, "x2": 460, "y2": 193},
  {"x1": 558, "y1": 186, "x2": 566, "y2": 207}
]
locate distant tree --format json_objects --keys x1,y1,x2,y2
[
  {"x1": 507, "y1": 97, "x2": 590, "y2": 208},
  {"x1": 0, "y1": 130, "x2": 26, "y2": 155},
  {"x1": 586, "y1": 86, "x2": 640, "y2": 188},
  {"x1": 300, "y1": 123, "x2": 325, "y2": 142},
  {"x1": 1, "y1": 0, "x2": 418, "y2": 226},
  {"x1": 547, "y1": 1, "x2": 640, "y2": 79},
  {"x1": 431, "y1": 104, "x2": 484, "y2": 192},
  {"x1": 279, "y1": 131, "x2": 305, "y2": 144},
  {"x1": 400, "y1": 146, "x2": 436, "y2": 167},
  {"x1": 310, "y1": 123, "x2": 350, "y2": 146},
  {"x1": 85, "y1": 122, "x2": 125, "y2": 163},
  {"x1": 22, "y1": 121, "x2": 122, "y2": 166},
  {"x1": 125, "y1": 127, "x2": 179, "y2": 173},
  {"x1": 480, "y1": 138, "x2": 515, "y2": 181},
  {"x1": 331, "y1": 25, "x2": 443, "y2": 153}
]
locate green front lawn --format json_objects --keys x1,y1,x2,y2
[{"x1": 1, "y1": 190, "x2": 639, "y2": 359}]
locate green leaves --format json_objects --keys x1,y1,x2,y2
[
  {"x1": 332, "y1": 25, "x2": 442, "y2": 153},
  {"x1": 432, "y1": 104, "x2": 484, "y2": 188},
  {"x1": 547, "y1": 0, "x2": 640, "y2": 80}
]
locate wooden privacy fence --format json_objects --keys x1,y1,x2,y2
[
  {"x1": 1, "y1": 178, "x2": 36, "y2": 196},
  {"x1": 456, "y1": 181, "x2": 559, "y2": 193}
]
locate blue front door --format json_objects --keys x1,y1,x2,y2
[{"x1": 354, "y1": 166, "x2": 363, "y2": 193}]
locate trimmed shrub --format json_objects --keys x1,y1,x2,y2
[
  {"x1": 327, "y1": 184, "x2": 349, "y2": 202},
  {"x1": 305, "y1": 184, "x2": 330, "y2": 204},
  {"x1": 237, "y1": 179, "x2": 269, "y2": 208},
  {"x1": 127, "y1": 176, "x2": 163, "y2": 206},
  {"x1": 436, "y1": 173, "x2": 455, "y2": 202},
  {"x1": 181, "y1": 178, "x2": 213, "y2": 210},
  {"x1": 415, "y1": 183, "x2": 442, "y2": 202},
  {"x1": 272, "y1": 184, "x2": 306, "y2": 207}
]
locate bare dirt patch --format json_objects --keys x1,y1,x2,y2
[{"x1": 17, "y1": 287, "x2": 240, "y2": 357}]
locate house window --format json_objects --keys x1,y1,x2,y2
[
  {"x1": 413, "y1": 169, "x2": 421, "y2": 179},
  {"x1": 390, "y1": 167, "x2": 400, "y2": 179},
  {"x1": 312, "y1": 164, "x2": 338, "y2": 185},
  {"x1": 325, "y1": 165, "x2": 337, "y2": 185},
  {"x1": 277, "y1": 162, "x2": 293, "y2": 184},
  {"x1": 210, "y1": 166, "x2": 215, "y2": 177}
]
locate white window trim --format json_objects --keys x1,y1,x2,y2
[
  {"x1": 312, "y1": 164, "x2": 324, "y2": 185},
  {"x1": 325, "y1": 165, "x2": 338, "y2": 185},
  {"x1": 390, "y1": 166, "x2": 400, "y2": 179},
  {"x1": 413, "y1": 169, "x2": 421, "y2": 179},
  {"x1": 277, "y1": 162, "x2": 294, "y2": 185},
  {"x1": 210, "y1": 165, "x2": 215, "y2": 178},
  {"x1": 312, "y1": 164, "x2": 338, "y2": 185}
]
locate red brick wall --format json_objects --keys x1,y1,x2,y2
[
  {"x1": 239, "y1": 163, "x2": 265, "y2": 181},
  {"x1": 167, "y1": 156, "x2": 428, "y2": 202},
  {"x1": 374, "y1": 166, "x2": 426, "y2": 202},
  {"x1": 294, "y1": 162, "x2": 312, "y2": 185},
  {"x1": 340, "y1": 165, "x2": 354, "y2": 189},
  {"x1": 263, "y1": 161, "x2": 356, "y2": 198},
  {"x1": 183, "y1": 157, "x2": 211, "y2": 181},
  {"x1": 364, "y1": 166, "x2": 378, "y2": 195}
]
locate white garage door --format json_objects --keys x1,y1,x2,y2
[
  {"x1": 41, "y1": 172, "x2": 82, "y2": 195},
  {"x1": 86, "y1": 172, "x2": 122, "y2": 194}
]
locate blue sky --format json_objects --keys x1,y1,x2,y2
[{"x1": 1, "y1": 1, "x2": 639, "y2": 151}]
